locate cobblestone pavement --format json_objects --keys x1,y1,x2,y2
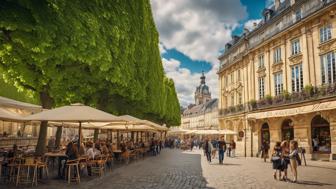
[{"x1": 5, "y1": 149, "x2": 336, "y2": 189}]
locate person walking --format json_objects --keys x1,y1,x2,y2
[
  {"x1": 280, "y1": 140, "x2": 290, "y2": 181},
  {"x1": 211, "y1": 139, "x2": 218, "y2": 159},
  {"x1": 227, "y1": 143, "x2": 231, "y2": 157},
  {"x1": 204, "y1": 139, "x2": 213, "y2": 163},
  {"x1": 190, "y1": 139, "x2": 194, "y2": 151},
  {"x1": 289, "y1": 140, "x2": 300, "y2": 183},
  {"x1": 231, "y1": 140, "x2": 236, "y2": 158},
  {"x1": 271, "y1": 141, "x2": 282, "y2": 180},
  {"x1": 261, "y1": 141, "x2": 270, "y2": 162},
  {"x1": 218, "y1": 136, "x2": 226, "y2": 164}
]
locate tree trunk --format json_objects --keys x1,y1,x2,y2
[
  {"x1": 35, "y1": 91, "x2": 53, "y2": 156},
  {"x1": 94, "y1": 129, "x2": 99, "y2": 142},
  {"x1": 55, "y1": 126, "x2": 63, "y2": 149}
]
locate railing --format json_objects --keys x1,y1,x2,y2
[
  {"x1": 0, "y1": 137, "x2": 38, "y2": 148},
  {"x1": 219, "y1": 84, "x2": 336, "y2": 116}
]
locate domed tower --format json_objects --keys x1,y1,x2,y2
[{"x1": 195, "y1": 71, "x2": 211, "y2": 105}]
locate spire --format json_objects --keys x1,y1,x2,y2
[{"x1": 200, "y1": 71, "x2": 205, "y2": 84}]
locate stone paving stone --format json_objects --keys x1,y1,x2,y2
[{"x1": 4, "y1": 149, "x2": 336, "y2": 189}]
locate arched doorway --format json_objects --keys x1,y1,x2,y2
[
  {"x1": 282, "y1": 119, "x2": 294, "y2": 141},
  {"x1": 261, "y1": 123, "x2": 270, "y2": 145},
  {"x1": 311, "y1": 115, "x2": 331, "y2": 153}
]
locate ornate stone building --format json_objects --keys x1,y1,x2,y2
[
  {"x1": 218, "y1": 0, "x2": 336, "y2": 160},
  {"x1": 181, "y1": 72, "x2": 218, "y2": 130}
]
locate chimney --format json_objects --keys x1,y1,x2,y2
[{"x1": 275, "y1": 0, "x2": 280, "y2": 10}]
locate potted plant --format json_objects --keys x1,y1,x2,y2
[
  {"x1": 265, "y1": 94, "x2": 273, "y2": 105},
  {"x1": 283, "y1": 90, "x2": 291, "y2": 101},
  {"x1": 304, "y1": 84, "x2": 314, "y2": 98},
  {"x1": 248, "y1": 99, "x2": 257, "y2": 110},
  {"x1": 318, "y1": 85, "x2": 327, "y2": 96}
]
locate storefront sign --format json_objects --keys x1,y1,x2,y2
[{"x1": 247, "y1": 101, "x2": 336, "y2": 120}]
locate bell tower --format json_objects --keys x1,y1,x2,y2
[{"x1": 194, "y1": 71, "x2": 211, "y2": 105}]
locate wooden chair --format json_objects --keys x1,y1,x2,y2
[
  {"x1": 65, "y1": 159, "x2": 80, "y2": 184},
  {"x1": 121, "y1": 151, "x2": 130, "y2": 164},
  {"x1": 15, "y1": 157, "x2": 37, "y2": 187},
  {"x1": 35, "y1": 156, "x2": 49, "y2": 182},
  {"x1": 90, "y1": 155, "x2": 107, "y2": 177},
  {"x1": 78, "y1": 156, "x2": 89, "y2": 176}
]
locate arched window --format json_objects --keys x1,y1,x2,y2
[
  {"x1": 261, "y1": 123, "x2": 270, "y2": 144},
  {"x1": 282, "y1": 119, "x2": 294, "y2": 141},
  {"x1": 311, "y1": 115, "x2": 331, "y2": 153}
]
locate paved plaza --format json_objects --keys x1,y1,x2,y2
[{"x1": 7, "y1": 149, "x2": 336, "y2": 189}]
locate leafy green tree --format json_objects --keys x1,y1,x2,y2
[{"x1": 0, "y1": 0, "x2": 180, "y2": 154}]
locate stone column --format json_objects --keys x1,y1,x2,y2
[
  {"x1": 330, "y1": 121, "x2": 336, "y2": 161},
  {"x1": 293, "y1": 115, "x2": 311, "y2": 154}
]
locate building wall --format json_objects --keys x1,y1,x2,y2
[{"x1": 218, "y1": 1, "x2": 336, "y2": 160}]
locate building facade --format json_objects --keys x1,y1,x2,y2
[
  {"x1": 218, "y1": 0, "x2": 336, "y2": 160},
  {"x1": 181, "y1": 72, "x2": 218, "y2": 130}
]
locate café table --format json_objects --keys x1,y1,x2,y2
[
  {"x1": 112, "y1": 150, "x2": 122, "y2": 161},
  {"x1": 44, "y1": 152, "x2": 68, "y2": 178}
]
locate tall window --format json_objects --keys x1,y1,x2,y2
[
  {"x1": 231, "y1": 73, "x2": 234, "y2": 84},
  {"x1": 274, "y1": 47, "x2": 282, "y2": 63},
  {"x1": 238, "y1": 93, "x2": 242, "y2": 105},
  {"x1": 231, "y1": 94, "x2": 235, "y2": 106},
  {"x1": 238, "y1": 70, "x2": 241, "y2": 81},
  {"x1": 274, "y1": 72, "x2": 283, "y2": 96},
  {"x1": 291, "y1": 39, "x2": 301, "y2": 55},
  {"x1": 321, "y1": 52, "x2": 336, "y2": 84},
  {"x1": 258, "y1": 77, "x2": 265, "y2": 99},
  {"x1": 320, "y1": 25, "x2": 332, "y2": 43},
  {"x1": 291, "y1": 64, "x2": 303, "y2": 92},
  {"x1": 259, "y1": 54, "x2": 265, "y2": 68}
]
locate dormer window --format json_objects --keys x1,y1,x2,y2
[
  {"x1": 263, "y1": 9, "x2": 273, "y2": 22},
  {"x1": 295, "y1": 8, "x2": 302, "y2": 21}
]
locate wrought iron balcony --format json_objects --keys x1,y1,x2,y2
[{"x1": 219, "y1": 83, "x2": 336, "y2": 117}]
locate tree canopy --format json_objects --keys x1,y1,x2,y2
[{"x1": 0, "y1": 0, "x2": 180, "y2": 126}]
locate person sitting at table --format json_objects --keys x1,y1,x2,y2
[
  {"x1": 101, "y1": 142, "x2": 109, "y2": 155},
  {"x1": 139, "y1": 140, "x2": 145, "y2": 148},
  {"x1": 7, "y1": 144, "x2": 18, "y2": 158},
  {"x1": 94, "y1": 143, "x2": 102, "y2": 158},
  {"x1": 120, "y1": 142, "x2": 127, "y2": 153},
  {"x1": 61, "y1": 141, "x2": 79, "y2": 178},
  {"x1": 86, "y1": 142, "x2": 95, "y2": 159},
  {"x1": 79, "y1": 142, "x2": 86, "y2": 156}
]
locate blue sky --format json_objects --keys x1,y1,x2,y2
[{"x1": 152, "y1": 0, "x2": 270, "y2": 106}]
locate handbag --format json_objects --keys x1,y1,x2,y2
[{"x1": 271, "y1": 155, "x2": 280, "y2": 162}]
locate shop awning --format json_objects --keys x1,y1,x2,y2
[{"x1": 247, "y1": 100, "x2": 336, "y2": 120}]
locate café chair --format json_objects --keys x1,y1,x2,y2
[
  {"x1": 15, "y1": 157, "x2": 37, "y2": 186},
  {"x1": 65, "y1": 159, "x2": 80, "y2": 184}
]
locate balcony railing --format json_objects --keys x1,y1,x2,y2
[{"x1": 219, "y1": 84, "x2": 336, "y2": 116}]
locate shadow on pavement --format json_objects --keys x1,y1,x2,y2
[
  {"x1": 210, "y1": 163, "x2": 241, "y2": 166},
  {"x1": 305, "y1": 165, "x2": 336, "y2": 171},
  {"x1": 296, "y1": 180, "x2": 333, "y2": 186}
]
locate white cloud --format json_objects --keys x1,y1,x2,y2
[
  {"x1": 163, "y1": 58, "x2": 219, "y2": 107},
  {"x1": 244, "y1": 19, "x2": 262, "y2": 31},
  {"x1": 151, "y1": 0, "x2": 247, "y2": 63}
]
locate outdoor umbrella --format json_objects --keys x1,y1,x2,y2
[
  {"x1": 194, "y1": 130, "x2": 220, "y2": 135},
  {"x1": 102, "y1": 124, "x2": 156, "y2": 131},
  {"x1": 144, "y1": 120, "x2": 168, "y2": 131},
  {"x1": 24, "y1": 103, "x2": 124, "y2": 148},
  {"x1": 0, "y1": 108, "x2": 25, "y2": 122}
]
